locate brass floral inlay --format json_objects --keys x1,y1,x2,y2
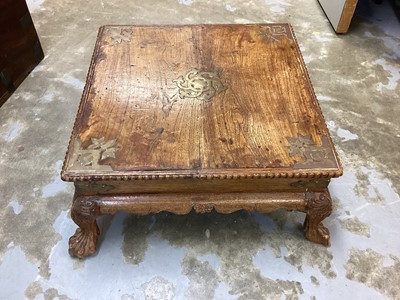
[
  {"x1": 107, "y1": 28, "x2": 132, "y2": 45},
  {"x1": 287, "y1": 134, "x2": 337, "y2": 169},
  {"x1": 287, "y1": 134, "x2": 315, "y2": 159},
  {"x1": 69, "y1": 137, "x2": 120, "y2": 171},
  {"x1": 173, "y1": 69, "x2": 225, "y2": 102},
  {"x1": 259, "y1": 25, "x2": 288, "y2": 42}
]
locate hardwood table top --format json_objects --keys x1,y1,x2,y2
[{"x1": 61, "y1": 24, "x2": 342, "y2": 182}]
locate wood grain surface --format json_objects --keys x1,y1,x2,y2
[
  {"x1": 62, "y1": 24, "x2": 342, "y2": 181},
  {"x1": 336, "y1": 0, "x2": 359, "y2": 33},
  {"x1": 74, "y1": 178, "x2": 330, "y2": 195}
]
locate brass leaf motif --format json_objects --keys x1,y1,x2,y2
[
  {"x1": 259, "y1": 25, "x2": 288, "y2": 42},
  {"x1": 286, "y1": 135, "x2": 336, "y2": 169},
  {"x1": 287, "y1": 134, "x2": 315, "y2": 159},
  {"x1": 73, "y1": 137, "x2": 120, "y2": 169},
  {"x1": 107, "y1": 28, "x2": 132, "y2": 45}
]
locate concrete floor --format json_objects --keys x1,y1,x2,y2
[{"x1": 0, "y1": 0, "x2": 399, "y2": 299}]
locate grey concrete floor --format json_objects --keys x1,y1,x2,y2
[{"x1": 1, "y1": 0, "x2": 399, "y2": 299}]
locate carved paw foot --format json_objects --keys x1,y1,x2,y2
[
  {"x1": 303, "y1": 191, "x2": 333, "y2": 246},
  {"x1": 69, "y1": 195, "x2": 101, "y2": 258},
  {"x1": 69, "y1": 225, "x2": 99, "y2": 258},
  {"x1": 304, "y1": 218, "x2": 330, "y2": 246}
]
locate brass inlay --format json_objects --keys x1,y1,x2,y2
[
  {"x1": 69, "y1": 137, "x2": 119, "y2": 171},
  {"x1": 287, "y1": 135, "x2": 337, "y2": 169},
  {"x1": 259, "y1": 25, "x2": 288, "y2": 42},
  {"x1": 107, "y1": 28, "x2": 132, "y2": 45},
  {"x1": 173, "y1": 69, "x2": 225, "y2": 102},
  {"x1": 287, "y1": 134, "x2": 315, "y2": 159}
]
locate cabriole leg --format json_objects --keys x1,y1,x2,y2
[
  {"x1": 303, "y1": 190, "x2": 333, "y2": 246},
  {"x1": 69, "y1": 195, "x2": 100, "y2": 258}
]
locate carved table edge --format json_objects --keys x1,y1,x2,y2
[
  {"x1": 61, "y1": 169, "x2": 343, "y2": 182},
  {"x1": 68, "y1": 191, "x2": 324, "y2": 216}
]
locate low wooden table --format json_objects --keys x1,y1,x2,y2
[{"x1": 61, "y1": 24, "x2": 342, "y2": 258}]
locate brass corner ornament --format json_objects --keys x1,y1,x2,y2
[
  {"x1": 174, "y1": 69, "x2": 225, "y2": 102},
  {"x1": 258, "y1": 25, "x2": 288, "y2": 42},
  {"x1": 69, "y1": 137, "x2": 120, "y2": 171},
  {"x1": 287, "y1": 134, "x2": 315, "y2": 158},
  {"x1": 287, "y1": 134, "x2": 337, "y2": 169},
  {"x1": 107, "y1": 27, "x2": 132, "y2": 45}
]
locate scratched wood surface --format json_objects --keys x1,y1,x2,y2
[{"x1": 62, "y1": 24, "x2": 341, "y2": 180}]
